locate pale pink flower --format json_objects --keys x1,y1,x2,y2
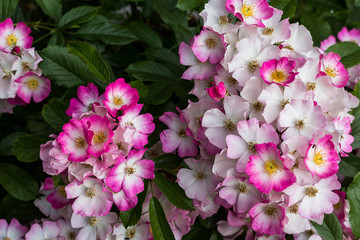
[
  {"x1": 113, "y1": 190, "x2": 138, "y2": 211},
  {"x1": 57, "y1": 219, "x2": 79, "y2": 240},
  {"x1": 332, "y1": 116, "x2": 354, "y2": 153},
  {"x1": 0, "y1": 18, "x2": 33, "y2": 52},
  {"x1": 246, "y1": 143, "x2": 296, "y2": 193},
  {"x1": 260, "y1": 8, "x2": 291, "y2": 43},
  {"x1": 65, "y1": 178, "x2": 113, "y2": 216},
  {"x1": 337, "y1": 27, "x2": 360, "y2": 45},
  {"x1": 320, "y1": 35, "x2": 336, "y2": 51},
  {"x1": 213, "y1": 149, "x2": 237, "y2": 178},
  {"x1": 281, "y1": 23, "x2": 313, "y2": 55},
  {"x1": 214, "y1": 65, "x2": 243, "y2": 94},
  {"x1": 240, "y1": 77, "x2": 267, "y2": 121},
  {"x1": 225, "y1": 0, "x2": 274, "y2": 27},
  {"x1": 113, "y1": 222, "x2": 151, "y2": 240},
  {"x1": 260, "y1": 57, "x2": 298, "y2": 86},
  {"x1": 283, "y1": 203, "x2": 311, "y2": 234},
  {"x1": 249, "y1": 202, "x2": 285, "y2": 235},
  {"x1": 0, "y1": 218, "x2": 27, "y2": 240},
  {"x1": 25, "y1": 221, "x2": 60, "y2": 240},
  {"x1": 0, "y1": 51, "x2": 18, "y2": 99},
  {"x1": 15, "y1": 71, "x2": 50, "y2": 103},
  {"x1": 103, "y1": 78, "x2": 139, "y2": 117}
]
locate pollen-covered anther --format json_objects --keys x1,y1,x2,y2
[
  {"x1": 264, "y1": 205, "x2": 277, "y2": 216},
  {"x1": 88, "y1": 216, "x2": 97, "y2": 226},
  {"x1": 113, "y1": 95, "x2": 124, "y2": 105},
  {"x1": 227, "y1": 76, "x2": 238, "y2": 85},
  {"x1": 125, "y1": 166, "x2": 136, "y2": 175},
  {"x1": 6, "y1": 33, "x2": 18, "y2": 46},
  {"x1": 264, "y1": 160, "x2": 280, "y2": 176},
  {"x1": 22, "y1": 62, "x2": 30, "y2": 71},
  {"x1": 224, "y1": 118, "x2": 236, "y2": 132},
  {"x1": 68, "y1": 232, "x2": 76, "y2": 240},
  {"x1": 57, "y1": 186, "x2": 67, "y2": 198},
  {"x1": 263, "y1": 27, "x2": 274, "y2": 36},
  {"x1": 248, "y1": 60, "x2": 260, "y2": 73},
  {"x1": 205, "y1": 37, "x2": 218, "y2": 49},
  {"x1": 305, "y1": 186, "x2": 318, "y2": 197},
  {"x1": 241, "y1": 2, "x2": 255, "y2": 17},
  {"x1": 283, "y1": 45, "x2": 294, "y2": 51},
  {"x1": 74, "y1": 137, "x2": 86, "y2": 148},
  {"x1": 306, "y1": 82, "x2": 316, "y2": 91},
  {"x1": 271, "y1": 70, "x2": 287, "y2": 83},
  {"x1": 93, "y1": 130, "x2": 106, "y2": 144},
  {"x1": 295, "y1": 119, "x2": 305, "y2": 130},
  {"x1": 126, "y1": 228, "x2": 136, "y2": 238},
  {"x1": 313, "y1": 150, "x2": 326, "y2": 166},
  {"x1": 26, "y1": 79, "x2": 39, "y2": 90},
  {"x1": 248, "y1": 141, "x2": 256, "y2": 153},
  {"x1": 219, "y1": 15, "x2": 229, "y2": 25},
  {"x1": 325, "y1": 66, "x2": 337, "y2": 77},
  {"x1": 116, "y1": 142, "x2": 125, "y2": 151},
  {"x1": 238, "y1": 183, "x2": 247, "y2": 193},
  {"x1": 178, "y1": 128, "x2": 187, "y2": 137},
  {"x1": 280, "y1": 99, "x2": 289, "y2": 109},
  {"x1": 195, "y1": 171, "x2": 205, "y2": 180},
  {"x1": 252, "y1": 101, "x2": 264, "y2": 112},
  {"x1": 85, "y1": 187, "x2": 96, "y2": 198},
  {"x1": 288, "y1": 204, "x2": 298, "y2": 214}
]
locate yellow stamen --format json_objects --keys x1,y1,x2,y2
[
  {"x1": 224, "y1": 119, "x2": 236, "y2": 132},
  {"x1": 93, "y1": 130, "x2": 106, "y2": 144},
  {"x1": 288, "y1": 204, "x2": 298, "y2": 214},
  {"x1": 205, "y1": 37, "x2": 218, "y2": 49},
  {"x1": 113, "y1": 95, "x2": 123, "y2": 105},
  {"x1": 74, "y1": 137, "x2": 86, "y2": 148},
  {"x1": 305, "y1": 186, "x2": 318, "y2": 197},
  {"x1": 26, "y1": 79, "x2": 39, "y2": 90},
  {"x1": 271, "y1": 70, "x2": 287, "y2": 83},
  {"x1": 313, "y1": 150, "x2": 326, "y2": 166},
  {"x1": 6, "y1": 33, "x2": 18, "y2": 47},
  {"x1": 325, "y1": 66, "x2": 337, "y2": 78},
  {"x1": 295, "y1": 119, "x2": 305, "y2": 130},
  {"x1": 252, "y1": 101, "x2": 264, "y2": 112},
  {"x1": 85, "y1": 187, "x2": 96, "y2": 198},
  {"x1": 263, "y1": 27, "x2": 274, "y2": 36},
  {"x1": 248, "y1": 60, "x2": 259, "y2": 73},
  {"x1": 88, "y1": 216, "x2": 97, "y2": 226},
  {"x1": 241, "y1": 2, "x2": 255, "y2": 17},
  {"x1": 264, "y1": 205, "x2": 277, "y2": 216},
  {"x1": 238, "y1": 183, "x2": 247, "y2": 193},
  {"x1": 219, "y1": 15, "x2": 229, "y2": 25},
  {"x1": 126, "y1": 228, "x2": 137, "y2": 239},
  {"x1": 306, "y1": 82, "x2": 316, "y2": 91},
  {"x1": 125, "y1": 166, "x2": 136, "y2": 175},
  {"x1": 264, "y1": 160, "x2": 280, "y2": 177}
]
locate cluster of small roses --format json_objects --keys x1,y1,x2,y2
[
  {"x1": 159, "y1": 0, "x2": 358, "y2": 239},
  {"x1": 0, "y1": 18, "x2": 51, "y2": 113},
  {"x1": 0, "y1": 79, "x2": 156, "y2": 239},
  {"x1": 321, "y1": 27, "x2": 360, "y2": 89}
]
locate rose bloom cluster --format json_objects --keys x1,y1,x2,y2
[
  {"x1": 0, "y1": 79, "x2": 158, "y2": 239},
  {"x1": 321, "y1": 26, "x2": 360, "y2": 89},
  {"x1": 0, "y1": 18, "x2": 51, "y2": 113},
  {"x1": 159, "y1": 0, "x2": 359, "y2": 239}
]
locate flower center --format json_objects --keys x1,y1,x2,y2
[
  {"x1": 241, "y1": 2, "x2": 255, "y2": 17},
  {"x1": 248, "y1": 141, "x2": 256, "y2": 153},
  {"x1": 271, "y1": 70, "x2": 287, "y2": 83},
  {"x1": 57, "y1": 186, "x2": 67, "y2": 198},
  {"x1": 264, "y1": 205, "x2": 277, "y2": 216},
  {"x1": 263, "y1": 27, "x2": 274, "y2": 36},
  {"x1": 325, "y1": 66, "x2": 337, "y2": 77},
  {"x1": 74, "y1": 137, "x2": 86, "y2": 148},
  {"x1": 219, "y1": 15, "x2": 229, "y2": 25},
  {"x1": 125, "y1": 166, "x2": 136, "y2": 175},
  {"x1": 227, "y1": 77, "x2": 237, "y2": 85},
  {"x1": 4, "y1": 238, "x2": 12, "y2": 240},
  {"x1": 224, "y1": 119, "x2": 236, "y2": 132},
  {"x1": 88, "y1": 216, "x2": 97, "y2": 226},
  {"x1": 68, "y1": 232, "x2": 76, "y2": 240},
  {"x1": 205, "y1": 37, "x2": 218, "y2": 49},
  {"x1": 93, "y1": 130, "x2": 106, "y2": 144},
  {"x1": 252, "y1": 101, "x2": 264, "y2": 112},
  {"x1": 195, "y1": 171, "x2": 205, "y2": 180},
  {"x1": 126, "y1": 228, "x2": 137, "y2": 238},
  {"x1": 26, "y1": 79, "x2": 39, "y2": 90},
  {"x1": 22, "y1": 62, "x2": 30, "y2": 71},
  {"x1": 248, "y1": 60, "x2": 259, "y2": 73},
  {"x1": 113, "y1": 95, "x2": 123, "y2": 105},
  {"x1": 306, "y1": 82, "x2": 316, "y2": 91},
  {"x1": 238, "y1": 183, "x2": 247, "y2": 193},
  {"x1": 6, "y1": 33, "x2": 18, "y2": 47},
  {"x1": 295, "y1": 119, "x2": 305, "y2": 130},
  {"x1": 305, "y1": 186, "x2": 318, "y2": 197},
  {"x1": 283, "y1": 45, "x2": 294, "y2": 51},
  {"x1": 178, "y1": 128, "x2": 187, "y2": 137},
  {"x1": 280, "y1": 99, "x2": 289, "y2": 109},
  {"x1": 116, "y1": 142, "x2": 125, "y2": 151},
  {"x1": 288, "y1": 204, "x2": 298, "y2": 214},
  {"x1": 264, "y1": 160, "x2": 280, "y2": 177},
  {"x1": 313, "y1": 150, "x2": 326, "y2": 166},
  {"x1": 85, "y1": 187, "x2": 96, "y2": 198}
]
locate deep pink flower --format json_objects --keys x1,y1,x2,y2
[
  {"x1": 86, "y1": 115, "x2": 113, "y2": 157},
  {"x1": 0, "y1": 18, "x2": 33, "y2": 52},
  {"x1": 260, "y1": 57, "x2": 298, "y2": 86},
  {"x1": 318, "y1": 52, "x2": 350, "y2": 88},
  {"x1": 15, "y1": 71, "x2": 51, "y2": 103},
  {"x1": 320, "y1": 35, "x2": 336, "y2": 51},
  {"x1": 337, "y1": 27, "x2": 360, "y2": 45},
  {"x1": 249, "y1": 202, "x2": 285, "y2": 235}
]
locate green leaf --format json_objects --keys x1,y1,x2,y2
[
  {"x1": 339, "y1": 154, "x2": 360, "y2": 177},
  {"x1": 35, "y1": 0, "x2": 62, "y2": 21},
  {"x1": 39, "y1": 46, "x2": 97, "y2": 88},
  {"x1": 312, "y1": 213, "x2": 343, "y2": 240},
  {"x1": 128, "y1": 22, "x2": 162, "y2": 47},
  {"x1": 183, "y1": 221, "x2": 213, "y2": 240},
  {"x1": 153, "y1": 172, "x2": 194, "y2": 210},
  {"x1": 126, "y1": 61, "x2": 178, "y2": 82},
  {"x1": 144, "y1": 47, "x2": 184, "y2": 72},
  {"x1": 351, "y1": 81, "x2": 360, "y2": 148},
  {"x1": 146, "y1": 80, "x2": 174, "y2": 105},
  {"x1": 152, "y1": 0, "x2": 188, "y2": 28},
  {"x1": 12, "y1": 134, "x2": 49, "y2": 162},
  {"x1": 48, "y1": 30, "x2": 65, "y2": 46},
  {"x1": 0, "y1": 132, "x2": 27, "y2": 156},
  {"x1": 153, "y1": 153, "x2": 183, "y2": 170},
  {"x1": 347, "y1": 172, "x2": 360, "y2": 238},
  {"x1": 42, "y1": 98, "x2": 70, "y2": 131},
  {"x1": 76, "y1": 21, "x2": 138, "y2": 45},
  {"x1": 149, "y1": 197, "x2": 176, "y2": 240},
  {"x1": 326, "y1": 42, "x2": 360, "y2": 68},
  {"x1": 0, "y1": 163, "x2": 38, "y2": 201},
  {"x1": 67, "y1": 41, "x2": 111, "y2": 83},
  {"x1": 176, "y1": 0, "x2": 202, "y2": 11},
  {"x1": 58, "y1": 6, "x2": 100, "y2": 30},
  {"x1": 0, "y1": 0, "x2": 19, "y2": 21},
  {"x1": 301, "y1": 12, "x2": 331, "y2": 46},
  {"x1": 129, "y1": 80, "x2": 148, "y2": 99},
  {"x1": 119, "y1": 180, "x2": 148, "y2": 228},
  {"x1": 269, "y1": 0, "x2": 297, "y2": 19}
]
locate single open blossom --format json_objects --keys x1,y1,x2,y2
[
  {"x1": 0, "y1": 18, "x2": 33, "y2": 52},
  {"x1": 304, "y1": 135, "x2": 339, "y2": 178},
  {"x1": 86, "y1": 115, "x2": 113, "y2": 157},
  {"x1": 58, "y1": 119, "x2": 89, "y2": 162},
  {"x1": 15, "y1": 71, "x2": 51, "y2": 103},
  {"x1": 225, "y1": 0, "x2": 274, "y2": 27},
  {"x1": 192, "y1": 28, "x2": 226, "y2": 64},
  {"x1": 105, "y1": 149, "x2": 154, "y2": 196},
  {"x1": 246, "y1": 143, "x2": 296, "y2": 193},
  {"x1": 65, "y1": 177, "x2": 113, "y2": 217},
  {"x1": 318, "y1": 52, "x2": 350, "y2": 88},
  {"x1": 113, "y1": 190, "x2": 138, "y2": 212},
  {"x1": 260, "y1": 8, "x2": 291, "y2": 43},
  {"x1": 260, "y1": 57, "x2": 298, "y2": 86},
  {"x1": 249, "y1": 202, "x2": 286, "y2": 235},
  {"x1": 103, "y1": 78, "x2": 139, "y2": 117},
  {"x1": 0, "y1": 218, "x2": 27, "y2": 240}
]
